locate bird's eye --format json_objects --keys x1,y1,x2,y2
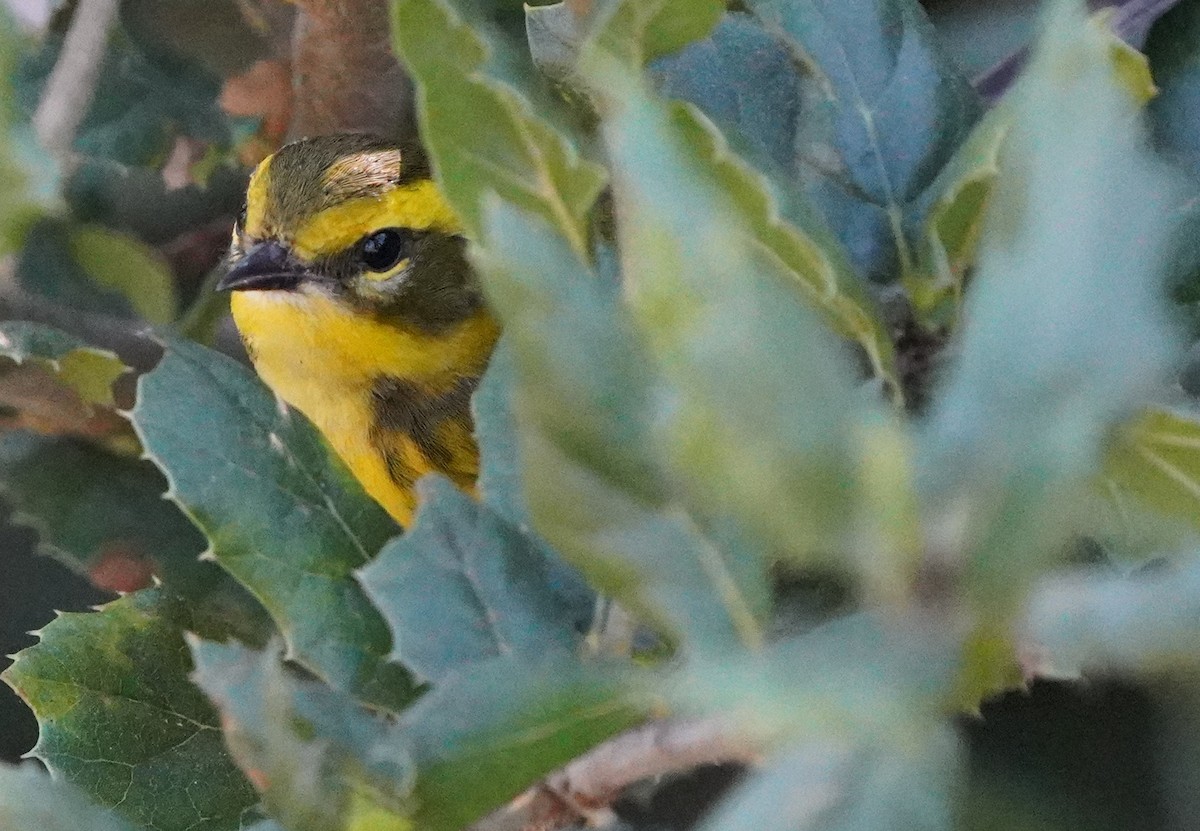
[
  {"x1": 361, "y1": 229, "x2": 411, "y2": 273},
  {"x1": 235, "y1": 202, "x2": 247, "y2": 231}
]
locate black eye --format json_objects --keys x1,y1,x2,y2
[
  {"x1": 361, "y1": 229, "x2": 411, "y2": 272},
  {"x1": 235, "y1": 202, "x2": 247, "y2": 230}
]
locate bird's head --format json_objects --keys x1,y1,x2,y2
[{"x1": 220, "y1": 134, "x2": 481, "y2": 331}]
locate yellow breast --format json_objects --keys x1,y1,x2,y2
[{"x1": 229, "y1": 287, "x2": 499, "y2": 525}]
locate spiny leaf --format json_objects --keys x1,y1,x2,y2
[
  {"x1": 475, "y1": 197, "x2": 770, "y2": 649},
  {"x1": 130, "y1": 337, "x2": 414, "y2": 711},
  {"x1": 392, "y1": 0, "x2": 605, "y2": 259},
  {"x1": 1, "y1": 589, "x2": 262, "y2": 831},
  {"x1": 359, "y1": 476, "x2": 584, "y2": 683},
  {"x1": 0, "y1": 432, "x2": 270, "y2": 642},
  {"x1": 0, "y1": 321, "x2": 126, "y2": 409}
]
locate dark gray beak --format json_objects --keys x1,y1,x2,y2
[{"x1": 218, "y1": 241, "x2": 307, "y2": 292}]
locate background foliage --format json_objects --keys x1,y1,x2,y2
[{"x1": 1, "y1": 0, "x2": 1200, "y2": 830}]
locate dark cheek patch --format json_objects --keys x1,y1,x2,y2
[{"x1": 368, "y1": 374, "x2": 479, "y2": 477}]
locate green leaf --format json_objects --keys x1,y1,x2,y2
[
  {"x1": 1102, "y1": 406, "x2": 1200, "y2": 536},
  {"x1": 2, "y1": 588, "x2": 262, "y2": 831},
  {"x1": 68, "y1": 225, "x2": 178, "y2": 325},
  {"x1": 922, "y1": 0, "x2": 1184, "y2": 607},
  {"x1": 0, "y1": 321, "x2": 126, "y2": 409},
  {"x1": 743, "y1": 0, "x2": 981, "y2": 279},
  {"x1": 359, "y1": 476, "x2": 582, "y2": 682},
  {"x1": 475, "y1": 198, "x2": 770, "y2": 649},
  {"x1": 1147, "y1": 0, "x2": 1200, "y2": 177},
  {"x1": 526, "y1": 0, "x2": 723, "y2": 75},
  {"x1": 403, "y1": 654, "x2": 639, "y2": 831},
  {"x1": 1025, "y1": 555, "x2": 1200, "y2": 677},
  {"x1": 0, "y1": 11, "x2": 46, "y2": 252},
  {"x1": 129, "y1": 337, "x2": 414, "y2": 711},
  {"x1": 913, "y1": 13, "x2": 1158, "y2": 326},
  {"x1": 0, "y1": 764, "x2": 140, "y2": 831},
  {"x1": 700, "y1": 727, "x2": 961, "y2": 831},
  {"x1": 391, "y1": 0, "x2": 605, "y2": 258},
  {"x1": 16, "y1": 21, "x2": 229, "y2": 166},
  {"x1": 190, "y1": 639, "x2": 413, "y2": 831},
  {"x1": 0, "y1": 432, "x2": 271, "y2": 642},
  {"x1": 591, "y1": 59, "x2": 869, "y2": 562}
]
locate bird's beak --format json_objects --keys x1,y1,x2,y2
[{"x1": 218, "y1": 240, "x2": 308, "y2": 292}]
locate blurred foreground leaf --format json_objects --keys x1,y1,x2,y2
[
  {"x1": 0, "y1": 764, "x2": 139, "y2": 831},
  {"x1": 130, "y1": 338, "x2": 413, "y2": 710},
  {"x1": 476, "y1": 199, "x2": 770, "y2": 649},
  {"x1": 403, "y1": 654, "x2": 638, "y2": 831},
  {"x1": 594, "y1": 59, "x2": 869, "y2": 563},
  {"x1": 2, "y1": 589, "x2": 261, "y2": 831},
  {"x1": 191, "y1": 640, "x2": 412, "y2": 831},
  {"x1": 1102, "y1": 406, "x2": 1200, "y2": 536}
]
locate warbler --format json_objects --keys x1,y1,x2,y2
[{"x1": 218, "y1": 134, "x2": 499, "y2": 526}]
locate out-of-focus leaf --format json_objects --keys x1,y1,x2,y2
[
  {"x1": 191, "y1": 640, "x2": 413, "y2": 831},
  {"x1": 68, "y1": 225, "x2": 177, "y2": 324},
  {"x1": 16, "y1": 22, "x2": 229, "y2": 166},
  {"x1": 121, "y1": 0, "x2": 274, "y2": 78},
  {"x1": 472, "y1": 338, "x2": 529, "y2": 532},
  {"x1": 743, "y1": 0, "x2": 981, "y2": 280},
  {"x1": 0, "y1": 432, "x2": 271, "y2": 641},
  {"x1": 915, "y1": 11, "x2": 1157, "y2": 326},
  {"x1": 1102, "y1": 406, "x2": 1200, "y2": 535},
  {"x1": 392, "y1": 0, "x2": 605, "y2": 258},
  {"x1": 923, "y1": 0, "x2": 1182, "y2": 599},
  {"x1": 0, "y1": 320, "x2": 125, "y2": 408},
  {"x1": 0, "y1": 10, "x2": 45, "y2": 252},
  {"x1": 1147, "y1": 0, "x2": 1200, "y2": 176},
  {"x1": 700, "y1": 727, "x2": 961, "y2": 831},
  {"x1": 1024, "y1": 556, "x2": 1200, "y2": 676},
  {"x1": 359, "y1": 476, "x2": 581, "y2": 683},
  {"x1": 402, "y1": 654, "x2": 639, "y2": 831},
  {"x1": 476, "y1": 198, "x2": 770, "y2": 649},
  {"x1": 0, "y1": 764, "x2": 139, "y2": 831},
  {"x1": 130, "y1": 337, "x2": 414, "y2": 711},
  {"x1": 592, "y1": 58, "x2": 868, "y2": 562},
  {"x1": 2, "y1": 588, "x2": 262, "y2": 831}
]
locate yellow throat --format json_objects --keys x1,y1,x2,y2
[{"x1": 221, "y1": 135, "x2": 499, "y2": 526}]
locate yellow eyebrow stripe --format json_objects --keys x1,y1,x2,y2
[
  {"x1": 291, "y1": 181, "x2": 462, "y2": 260},
  {"x1": 243, "y1": 155, "x2": 274, "y2": 238}
]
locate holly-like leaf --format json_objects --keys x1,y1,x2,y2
[
  {"x1": 2, "y1": 589, "x2": 262, "y2": 831},
  {"x1": 0, "y1": 432, "x2": 271, "y2": 641},
  {"x1": 742, "y1": 0, "x2": 981, "y2": 280},
  {"x1": 190, "y1": 640, "x2": 413, "y2": 831},
  {"x1": 0, "y1": 321, "x2": 126, "y2": 409},
  {"x1": 359, "y1": 476, "x2": 583, "y2": 682},
  {"x1": 392, "y1": 0, "x2": 605, "y2": 259},
  {"x1": 475, "y1": 198, "x2": 771, "y2": 649},
  {"x1": 590, "y1": 58, "x2": 871, "y2": 564},
  {"x1": 402, "y1": 654, "x2": 639, "y2": 831},
  {"x1": 130, "y1": 337, "x2": 414, "y2": 711},
  {"x1": 68, "y1": 225, "x2": 178, "y2": 325},
  {"x1": 0, "y1": 764, "x2": 140, "y2": 831}
]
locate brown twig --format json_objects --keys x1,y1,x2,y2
[
  {"x1": 32, "y1": 0, "x2": 120, "y2": 163},
  {"x1": 471, "y1": 718, "x2": 762, "y2": 831},
  {"x1": 287, "y1": 0, "x2": 414, "y2": 140}
]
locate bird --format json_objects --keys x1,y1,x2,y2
[{"x1": 218, "y1": 133, "x2": 499, "y2": 526}]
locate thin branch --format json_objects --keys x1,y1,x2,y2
[
  {"x1": 471, "y1": 718, "x2": 761, "y2": 831},
  {"x1": 287, "y1": 0, "x2": 414, "y2": 139},
  {"x1": 32, "y1": 0, "x2": 120, "y2": 162}
]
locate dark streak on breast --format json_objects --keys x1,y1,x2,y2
[{"x1": 369, "y1": 374, "x2": 479, "y2": 480}]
